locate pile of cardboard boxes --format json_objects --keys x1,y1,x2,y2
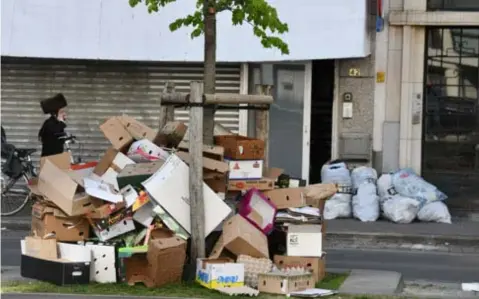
[{"x1": 20, "y1": 114, "x2": 337, "y2": 296}]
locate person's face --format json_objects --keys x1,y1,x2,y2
[{"x1": 58, "y1": 108, "x2": 67, "y2": 120}]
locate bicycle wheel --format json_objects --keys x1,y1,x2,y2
[{"x1": 1, "y1": 172, "x2": 32, "y2": 216}]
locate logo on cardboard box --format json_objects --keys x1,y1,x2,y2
[{"x1": 289, "y1": 234, "x2": 299, "y2": 245}]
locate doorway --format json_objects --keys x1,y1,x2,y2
[
  {"x1": 422, "y1": 27, "x2": 479, "y2": 214},
  {"x1": 309, "y1": 60, "x2": 336, "y2": 184}
]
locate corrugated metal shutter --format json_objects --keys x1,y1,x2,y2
[{"x1": 1, "y1": 57, "x2": 241, "y2": 165}]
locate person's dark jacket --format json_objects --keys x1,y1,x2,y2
[
  {"x1": 1, "y1": 126, "x2": 6, "y2": 144},
  {"x1": 38, "y1": 116, "x2": 66, "y2": 157}
]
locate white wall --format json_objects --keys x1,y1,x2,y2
[{"x1": 1, "y1": 0, "x2": 370, "y2": 62}]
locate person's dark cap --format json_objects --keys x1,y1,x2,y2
[{"x1": 40, "y1": 93, "x2": 68, "y2": 114}]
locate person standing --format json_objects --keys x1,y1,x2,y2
[{"x1": 38, "y1": 93, "x2": 68, "y2": 157}]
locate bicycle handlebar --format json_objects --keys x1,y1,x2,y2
[{"x1": 59, "y1": 135, "x2": 77, "y2": 142}]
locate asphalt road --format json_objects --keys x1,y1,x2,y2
[{"x1": 2, "y1": 229, "x2": 479, "y2": 283}]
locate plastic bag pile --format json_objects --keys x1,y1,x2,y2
[{"x1": 321, "y1": 162, "x2": 451, "y2": 224}]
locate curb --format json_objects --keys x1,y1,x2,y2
[
  {"x1": 325, "y1": 231, "x2": 479, "y2": 252},
  {"x1": 1, "y1": 219, "x2": 30, "y2": 231}
]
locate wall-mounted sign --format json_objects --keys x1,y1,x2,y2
[
  {"x1": 348, "y1": 68, "x2": 361, "y2": 77},
  {"x1": 376, "y1": 71, "x2": 385, "y2": 83}
]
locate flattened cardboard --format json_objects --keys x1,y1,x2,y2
[
  {"x1": 178, "y1": 141, "x2": 224, "y2": 161},
  {"x1": 143, "y1": 154, "x2": 231, "y2": 237},
  {"x1": 274, "y1": 255, "x2": 326, "y2": 283},
  {"x1": 119, "y1": 115, "x2": 157, "y2": 141},
  {"x1": 23, "y1": 236, "x2": 58, "y2": 260},
  {"x1": 83, "y1": 177, "x2": 123, "y2": 203},
  {"x1": 176, "y1": 151, "x2": 228, "y2": 173},
  {"x1": 100, "y1": 117, "x2": 135, "y2": 151},
  {"x1": 31, "y1": 202, "x2": 90, "y2": 241},
  {"x1": 209, "y1": 215, "x2": 269, "y2": 259},
  {"x1": 37, "y1": 160, "x2": 93, "y2": 216},
  {"x1": 127, "y1": 139, "x2": 170, "y2": 163},
  {"x1": 214, "y1": 135, "x2": 265, "y2": 160},
  {"x1": 40, "y1": 152, "x2": 71, "y2": 170},
  {"x1": 117, "y1": 161, "x2": 164, "y2": 189}
]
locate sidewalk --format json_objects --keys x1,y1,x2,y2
[{"x1": 325, "y1": 218, "x2": 479, "y2": 253}]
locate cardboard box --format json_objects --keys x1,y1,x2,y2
[
  {"x1": 93, "y1": 218, "x2": 136, "y2": 242},
  {"x1": 100, "y1": 117, "x2": 135, "y2": 151},
  {"x1": 87, "y1": 198, "x2": 126, "y2": 219},
  {"x1": 227, "y1": 160, "x2": 263, "y2": 180},
  {"x1": 84, "y1": 244, "x2": 117, "y2": 283},
  {"x1": 119, "y1": 115, "x2": 157, "y2": 141},
  {"x1": 40, "y1": 152, "x2": 71, "y2": 170},
  {"x1": 205, "y1": 173, "x2": 228, "y2": 193},
  {"x1": 209, "y1": 215, "x2": 269, "y2": 259},
  {"x1": 178, "y1": 141, "x2": 224, "y2": 161},
  {"x1": 263, "y1": 188, "x2": 307, "y2": 209},
  {"x1": 124, "y1": 229, "x2": 186, "y2": 288},
  {"x1": 287, "y1": 224, "x2": 323, "y2": 257},
  {"x1": 196, "y1": 258, "x2": 244, "y2": 289},
  {"x1": 84, "y1": 177, "x2": 123, "y2": 204},
  {"x1": 228, "y1": 178, "x2": 275, "y2": 192},
  {"x1": 237, "y1": 189, "x2": 277, "y2": 235},
  {"x1": 117, "y1": 161, "x2": 164, "y2": 189},
  {"x1": 31, "y1": 202, "x2": 90, "y2": 241},
  {"x1": 258, "y1": 272, "x2": 315, "y2": 295},
  {"x1": 94, "y1": 147, "x2": 136, "y2": 176},
  {"x1": 176, "y1": 151, "x2": 228, "y2": 173},
  {"x1": 37, "y1": 160, "x2": 93, "y2": 216},
  {"x1": 143, "y1": 154, "x2": 231, "y2": 237},
  {"x1": 215, "y1": 135, "x2": 265, "y2": 160},
  {"x1": 155, "y1": 121, "x2": 187, "y2": 148},
  {"x1": 21, "y1": 238, "x2": 91, "y2": 285},
  {"x1": 127, "y1": 139, "x2": 170, "y2": 163},
  {"x1": 273, "y1": 255, "x2": 326, "y2": 283}
]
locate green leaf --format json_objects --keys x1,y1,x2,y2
[{"x1": 127, "y1": 0, "x2": 290, "y2": 54}]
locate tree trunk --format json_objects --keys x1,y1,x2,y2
[{"x1": 203, "y1": 0, "x2": 216, "y2": 145}]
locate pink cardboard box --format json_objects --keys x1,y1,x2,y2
[{"x1": 238, "y1": 188, "x2": 277, "y2": 235}]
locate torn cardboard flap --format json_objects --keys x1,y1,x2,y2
[
  {"x1": 38, "y1": 160, "x2": 93, "y2": 216},
  {"x1": 83, "y1": 177, "x2": 123, "y2": 203},
  {"x1": 304, "y1": 183, "x2": 337, "y2": 207},
  {"x1": 23, "y1": 237, "x2": 58, "y2": 260},
  {"x1": 176, "y1": 151, "x2": 228, "y2": 173},
  {"x1": 40, "y1": 152, "x2": 72, "y2": 170}
]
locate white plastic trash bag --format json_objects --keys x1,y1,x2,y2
[
  {"x1": 351, "y1": 166, "x2": 379, "y2": 222},
  {"x1": 391, "y1": 168, "x2": 447, "y2": 207},
  {"x1": 377, "y1": 174, "x2": 419, "y2": 224},
  {"x1": 321, "y1": 162, "x2": 352, "y2": 219},
  {"x1": 417, "y1": 201, "x2": 452, "y2": 224}
]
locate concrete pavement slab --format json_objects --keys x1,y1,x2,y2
[{"x1": 338, "y1": 269, "x2": 404, "y2": 295}]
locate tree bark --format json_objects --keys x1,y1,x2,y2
[{"x1": 203, "y1": 0, "x2": 216, "y2": 145}]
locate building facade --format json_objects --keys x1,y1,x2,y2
[
  {"x1": 3, "y1": 0, "x2": 477, "y2": 212},
  {"x1": 372, "y1": 0, "x2": 479, "y2": 214}
]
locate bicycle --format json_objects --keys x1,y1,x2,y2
[{"x1": 1, "y1": 134, "x2": 81, "y2": 216}]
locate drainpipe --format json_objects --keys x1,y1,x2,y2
[{"x1": 372, "y1": 0, "x2": 389, "y2": 174}]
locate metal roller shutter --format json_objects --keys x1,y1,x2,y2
[{"x1": 1, "y1": 57, "x2": 241, "y2": 164}]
